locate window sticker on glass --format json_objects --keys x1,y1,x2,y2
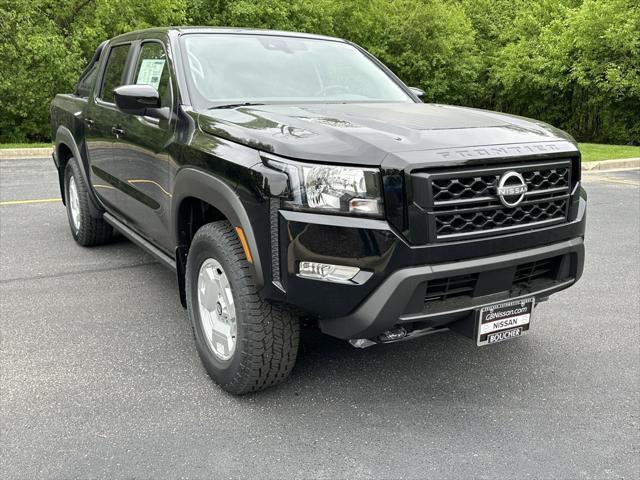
[{"x1": 136, "y1": 59, "x2": 165, "y2": 89}]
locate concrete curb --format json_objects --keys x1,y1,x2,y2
[
  {"x1": 0, "y1": 147, "x2": 53, "y2": 159},
  {"x1": 581, "y1": 157, "x2": 640, "y2": 172}
]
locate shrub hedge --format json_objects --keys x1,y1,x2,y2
[{"x1": 0, "y1": 0, "x2": 637, "y2": 144}]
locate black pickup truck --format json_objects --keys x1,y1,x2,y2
[{"x1": 50, "y1": 27, "x2": 586, "y2": 394}]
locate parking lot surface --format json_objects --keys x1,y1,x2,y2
[{"x1": 1, "y1": 156, "x2": 639, "y2": 479}]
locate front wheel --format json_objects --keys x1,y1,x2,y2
[{"x1": 185, "y1": 221, "x2": 299, "y2": 394}]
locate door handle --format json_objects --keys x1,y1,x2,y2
[
  {"x1": 111, "y1": 126, "x2": 125, "y2": 138},
  {"x1": 84, "y1": 118, "x2": 94, "y2": 128}
]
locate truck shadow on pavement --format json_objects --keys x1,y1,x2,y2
[
  {"x1": 242, "y1": 320, "x2": 547, "y2": 404},
  {"x1": 122, "y1": 257, "x2": 554, "y2": 406}
]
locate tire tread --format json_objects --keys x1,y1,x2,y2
[
  {"x1": 186, "y1": 221, "x2": 299, "y2": 394},
  {"x1": 65, "y1": 158, "x2": 112, "y2": 246}
]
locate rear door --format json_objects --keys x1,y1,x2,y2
[
  {"x1": 85, "y1": 42, "x2": 133, "y2": 216},
  {"x1": 109, "y1": 40, "x2": 176, "y2": 252}
]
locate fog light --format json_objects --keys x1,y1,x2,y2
[{"x1": 298, "y1": 261, "x2": 360, "y2": 283}]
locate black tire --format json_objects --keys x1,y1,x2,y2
[
  {"x1": 64, "y1": 157, "x2": 113, "y2": 246},
  {"x1": 186, "y1": 221, "x2": 299, "y2": 395}
]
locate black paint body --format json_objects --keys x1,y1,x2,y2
[{"x1": 50, "y1": 27, "x2": 587, "y2": 340}]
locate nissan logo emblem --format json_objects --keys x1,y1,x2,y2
[{"x1": 496, "y1": 171, "x2": 528, "y2": 207}]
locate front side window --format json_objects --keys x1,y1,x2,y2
[
  {"x1": 182, "y1": 34, "x2": 412, "y2": 107},
  {"x1": 99, "y1": 44, "x2": 131, "y2": 103},
  {"x1": 133, "y1": 42, "x2": 172, "y2": 108}
]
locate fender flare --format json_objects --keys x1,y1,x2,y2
[
  {"x1": 54, "y1": 126, "x2": 103, "y2": 217},
  {"x1": 172, "y1": 167, "x2": 264, "y2": 288}
]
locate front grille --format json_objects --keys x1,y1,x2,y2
[
  {"x1": 435, "y1": 198, "x2": 568, "y2": 236},
  {"x1": 413, "y1": 160, "x2": 572, "y2": 241},
  {"x1": 431, "y1": 166, "x2": 569, "y2": 202}
]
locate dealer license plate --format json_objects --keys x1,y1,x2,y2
[{"x1": 476, "y1": 297, "x2": 535, "y2": 346}]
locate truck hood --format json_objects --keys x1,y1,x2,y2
[{"x1": 197, "y1": 103, "x2": 577, "y2": 165}]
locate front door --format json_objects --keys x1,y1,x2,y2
[{"x1": 110, "y1": 40, "x2": 176, "y2": 252}]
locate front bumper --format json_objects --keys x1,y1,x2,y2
[
  {"x1": 319, "y1": 237, "x2": 584, "y2": 339},
  {"x1": 269, "y1": 187, "x2": 586, "y2": 340}
]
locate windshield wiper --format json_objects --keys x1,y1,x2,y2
[{"x1": 207, "y1": 102, "x2": 266, "y2": 110}]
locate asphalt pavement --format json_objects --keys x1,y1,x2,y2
[{"x1": 1, "y1": 156, "x2": 638, "y2": 479}]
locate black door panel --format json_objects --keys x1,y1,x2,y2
[{"x1": 110, "y1": 41, "x2": 175, "y2": 252}]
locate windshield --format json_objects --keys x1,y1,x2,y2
[{"x1": 181, "y1": 34, "x2": 413, "y2": 107}]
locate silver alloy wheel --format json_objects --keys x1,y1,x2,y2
[
  {"x1": 197, "y1": 258, "x2": 237, "y2": 361},
  {"x1": 68, "y1": 176, "x2": 81, "y2": 232}
]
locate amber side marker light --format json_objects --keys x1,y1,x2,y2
[{"x1": 235, "y1": 226, "x2": 253, "y2": 264}]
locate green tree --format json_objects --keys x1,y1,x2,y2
[
  {"x1": 0, "y1": 0, "x2": 186, "y2": 142},
  {"x1": 560, "y1": 0, "x2": 640, "y2": 143},
  {"x1": 1, "y1": 0, "x2": 638, "y2": 144},
  {"x1": 487, "y1": 0, "x2": 639, "y2": 143},
  {"x1": 344, "y1": 0, "x2": 481, "y2": 105},
  {"x1": 0, "y1": 2, "x2": 84, "y2": 142}
]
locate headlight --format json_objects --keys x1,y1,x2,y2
[{"x1": 270, "y1": 159, "x2": 384, "y2": 217}]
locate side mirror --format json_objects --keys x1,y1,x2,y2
[
  {"x1": 409, "y1": 87, "x2": 425, "y2": 100},
  {"x1": 113, "y1": 84, "x2": 161, "y2": 115}
]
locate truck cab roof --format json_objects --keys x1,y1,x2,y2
[{"x1": 108, "y1": 26, "x2": 345, "y2": 44}]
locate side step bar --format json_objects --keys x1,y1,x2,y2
[{"x1": 104, "y1": 213, "x2": 176, "y2": 271}]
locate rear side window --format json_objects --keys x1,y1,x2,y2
[
  {"x1": 99, "y1": 44, "x2": 131, "y2": 103},
  {"x1": 133, "y1": 42, "x2": 172, "y2": 108}
]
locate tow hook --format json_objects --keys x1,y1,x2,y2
[
  {"x1": 348, "y1": 327, "x2": 408, "y2": 348},
  {"x1": 377, "y1": 327, "x2": 407, "y2": 343},
  {"x1": 348, "y1": 326, "x2": 449, "y2": 348}
]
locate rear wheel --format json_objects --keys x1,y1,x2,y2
[
  {"x1": 186, "y1": 221, "x2": 299, "y2": 394},
  {"x1": 64, "y1": 157, "x2": 112, "y2": 246}
]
